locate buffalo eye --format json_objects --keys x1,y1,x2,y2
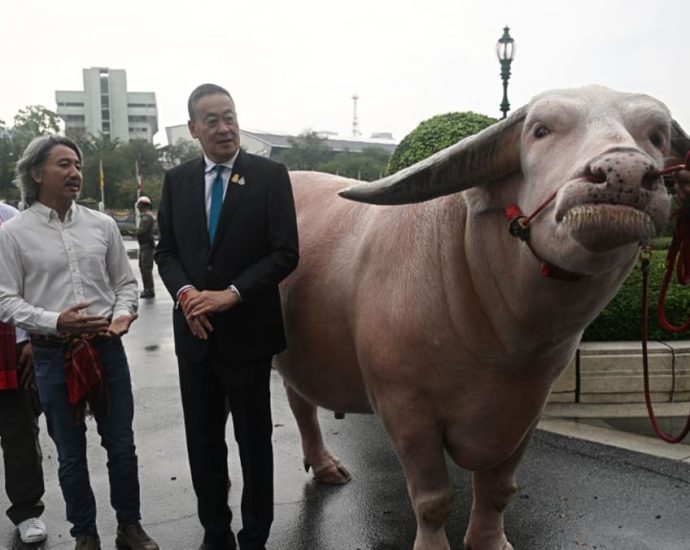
[
  {"x1": 649, "y1": 132, "x2": 664, "y2": 149},
  {"x1": 533, "y1": 125, "x2": 550, "y2": 138}
]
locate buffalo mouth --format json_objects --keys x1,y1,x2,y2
[{"x1": 559, "y1": 203, "x2": 657, "y2": 252}]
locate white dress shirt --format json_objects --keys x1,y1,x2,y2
[
  {"x1": 0, "y1": 201, "x2": 138, "y2": 335},
  {"x1": 203, "y1": 150, "x2": 239, "y2": 220}
]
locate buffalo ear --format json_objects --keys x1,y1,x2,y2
[
  {"x1": 670, "y1": 120, "x2": 690, "y2": 165},
  {"x1": 339, "y1": 106, "x2": 527, "y2": 205}
]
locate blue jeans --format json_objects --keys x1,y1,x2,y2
[{"x1": 32, "y1": 337, "x2": 141, "y2": 537}]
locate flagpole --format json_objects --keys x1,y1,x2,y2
[
  {"x1": 98, "y1": 159, "x2": 105, "y2": 212},
  {"x1": 135, "y1": 160, "x2": 142, "y2": 201},
  {"x1": 135, "y1": 161, "x2": 142, "y2": 228}
]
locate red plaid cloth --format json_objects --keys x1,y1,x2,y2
[
  {"x1": 32, "y1": 334, "x2": 108, "y2": 421},
  {"x1": 0, "y1": 320, "x2": 18, "y2": 390},
  {"x1": 66, "y1": 337, "x2": 107, "y2": 421}
]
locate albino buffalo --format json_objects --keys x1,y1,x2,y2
[{"x1": 275, "y1": 86, "x2": 690, "y2": 550}]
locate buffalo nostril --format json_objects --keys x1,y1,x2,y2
[
  {"x1": 585, "y1": 167, "x2": 607, "y2": 184},
  {"x1": 641, "y1": 172, "x2": 658, "y2": 191}
]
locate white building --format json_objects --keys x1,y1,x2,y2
[
  {"x1": 165, "y1": 125, "x2": 397, "y2": 158},
  {"x1": 56, "y1": 68, "x2": 158, "y2": 143},
  {"x1": 165, "y1": 124, "x2": 194, "y2": 148}
]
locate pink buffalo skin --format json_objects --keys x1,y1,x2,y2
[{"x1": 275, "y1": 86, "x2": 689, "y2": 550}]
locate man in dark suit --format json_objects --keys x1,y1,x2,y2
[{"x1": 155, "y1": 83, "x2": 298, "y2": 550}]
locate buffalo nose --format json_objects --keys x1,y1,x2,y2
[{"x1": 587, "y1": 150, "x2": 658, "y2": 191}]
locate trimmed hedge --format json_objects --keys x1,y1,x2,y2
[
  {"x1": 583, "y1": 245, "x2": 690, "y2": 341},
  {"x1": 387, "y1": 112, "x2": 497, "y2": 174}
]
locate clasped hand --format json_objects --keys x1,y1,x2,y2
[
  {"x1": 57, "y1": 302, "x2": 137, "y2": 337},
  {"x1": 181, "y1": 288, "x2": 239, "y2": 340}
]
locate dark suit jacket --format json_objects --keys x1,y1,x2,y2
[{"x1": 155, "y1": 150, "x2": 299, "y2": 362}]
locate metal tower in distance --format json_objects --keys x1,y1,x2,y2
[{"x1": 352, "y1": 94, "x2": 360, "y2": 137}]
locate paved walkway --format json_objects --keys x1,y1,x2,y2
[{"x1": 1, "y1": 249, "x2": 689, "y2": 549}]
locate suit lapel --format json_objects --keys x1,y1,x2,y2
[
  {"x1": 209, "y1": 150, "x2": 250, "y2": 255},
  {"x1": 188, "y1": 157, "x2": 210, "y2": 251}
]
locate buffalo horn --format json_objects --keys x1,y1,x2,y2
[{"x1": 339, "y1": 105, "x2": 527, "y2": 205}]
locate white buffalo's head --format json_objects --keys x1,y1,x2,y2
[{"x1": 340, "y1": 86, "x2": 689, "y2": 275}]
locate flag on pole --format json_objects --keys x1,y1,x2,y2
[
  {"x1": 135, "y1": 160, "x2": 143, "y2": 197},
  {"x1": 99, "y1": 159, "x2": 105, "y2": 196},
  {"x1": 98, "y1": 159, "x2": 105, "y2": 212}
]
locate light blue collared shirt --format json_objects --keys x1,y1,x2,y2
[{"x1": 203, "y1": 150, "x2": 239, "y2": 221}]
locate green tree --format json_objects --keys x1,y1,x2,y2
[
  {"x1": 162, "y1": 139, "x2": 201, "y2": 167},
  {"x1": 79, "y1": 132, "x2": 122, "y2": 155},
  {"x1": 77, "y1": 134, "x2": 123, "y2": 205},
  {"x1": 277, "y1": 131, "x2": 334, "y2": 170},
  {"x1": 115, "y1": 140, "x2": 164, "y2": 207},
  {"x1": 0, "y1": 105, "x2": 61, "y2": 202},
  {"x1": 120, "y1": 140, "x2": 164, "y2": 180},
  {"x1": 12, "y1": 105, "x2": 61, "y2": 151},
  {"x1": 319, "y1": 147, "x2": 392, "y2": 181},
  {"x1": 387, "y1": 111, "x2": 497, "y2": 174},
  {"x1": 77, "y1": 135, "x2": 164, "y2": 208},
  {"x1": 0, "y1": 121, "x2": 18, "y2": 201}
]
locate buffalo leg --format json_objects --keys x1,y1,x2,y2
[
  {"x1": 283, "y1": 380, "x2": 351, "y2": 484},
  {"x1": 462, "y1": 429, "x2": 535, "y2": 550},
  {"x1": 382, "y1": 414, "x2": 454, "y2": 550}
]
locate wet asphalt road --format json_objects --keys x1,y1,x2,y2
[{"x1": 1, "y1": 250, "x2": 690, "y2": 550}]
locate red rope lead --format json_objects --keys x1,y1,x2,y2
[
  {"x1": 524, "y1": 189, "x2": 559, "y2": 225},
  {"x1": 641, "y1": 251, "x2": 690, "y2": 443},
  {"x1": 657, "y1": 150, "x2": 690, "y2": 176},
  {"x1": 657, "y1": 205, "x2": 690, "y2": 333}
]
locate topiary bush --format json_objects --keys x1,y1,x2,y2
[
  {"x1": 583, "y1": 246, "x2": 690, "y2": 341},
  {"x1": 386, "y1": 111, "x2": 497, "y2": 174}
]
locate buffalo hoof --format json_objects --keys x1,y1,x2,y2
[{"x1": 304, "y1": 457, "x2": 352, "y2": 485}]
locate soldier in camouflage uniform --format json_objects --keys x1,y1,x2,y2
[{"x1": 136, "y1": 197, "x2": 156, "y2": 299}]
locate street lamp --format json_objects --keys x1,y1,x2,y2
[{"x1": 496, "y1": 26, "x2": 515, "y2": 119}]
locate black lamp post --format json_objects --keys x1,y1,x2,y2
[{"x1": 496, "y1": 26, "x2": 515, "y2": 119}]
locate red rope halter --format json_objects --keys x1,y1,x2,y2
[{"x1": 504, "y1": 189, "x2": 584, "y2": 281}]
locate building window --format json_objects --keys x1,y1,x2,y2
[
  {"x1": 100, "y1": 76, "x2": 109, "y2": 94},
  {"x1": 101, "y1": 109, "x2": 110, "y2": 121},
  {"x1": 65, "y1": 127, "x2": 86, "y2": 141},
  {"x1": 101, "y1": 96, "x2": 109, "y2": 108},
  {"x1": 102, "y1": 122, "x2": 111, "y2": 132}
]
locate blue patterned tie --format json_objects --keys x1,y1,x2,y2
[{"x1": 208, "y1": 165, "x2": 224, "y2": 243}]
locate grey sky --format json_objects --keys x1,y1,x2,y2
[{"x1": 2, "y1": 0, "x2": 688, "y2": 145}]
